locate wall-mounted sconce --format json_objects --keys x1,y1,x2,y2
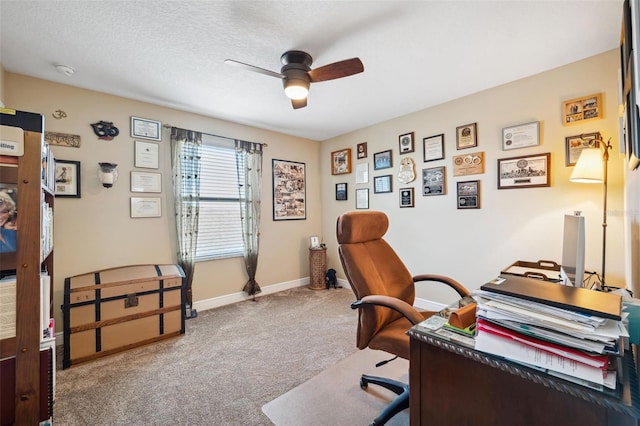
[{"x1": 98, "y1": 162, "x2": 118, "y2": 188}]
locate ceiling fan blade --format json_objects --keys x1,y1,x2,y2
[
  {"x1": 224, "y1": 59, "x2": 284, "y2": 79},
  {"x1": 308, "y1": 58, "x2": 364, "y2": 83},
  {"x1": 291, "y1": 97, "x2": 307, "y2": 109}
]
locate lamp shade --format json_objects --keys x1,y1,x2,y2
[{"x1": 569, "y1": 148, "x2": 604, "y2": 183}]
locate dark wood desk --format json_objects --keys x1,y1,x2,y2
[{"x1": 409, "y1": 326, "x2": 640, "y2": 426}]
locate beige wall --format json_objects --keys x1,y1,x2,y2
[
  {"x1": 321, "y1": 49, "x2": 628, "y2": 304},
  {"x1": 5, "y1": 73, "x2": 322, "y2": 331},
  {"x1": 0, "y1": 63, "x2": 5, "y2": 106}
]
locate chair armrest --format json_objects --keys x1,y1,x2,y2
[
  {"x1": 351, "y1": 295, "x2": 425, "y2": 325},
  {"x1": 412, "y1": 274, "x2": 470, "y2": 298}
]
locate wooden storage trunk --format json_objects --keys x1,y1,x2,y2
[
  {"x1": 62, "y1": 264, "x2": 185, "y2": 368},
  {"x1": 501, "y1": 259, "x2": 561, "y2": 282}
]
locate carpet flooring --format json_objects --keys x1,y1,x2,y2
[
  {"x1": 53, "y1": 286, "x2": 359, "y2": 425},
  {"x1": 262, "y1": 347, "x2": 409, "y2": 426}
]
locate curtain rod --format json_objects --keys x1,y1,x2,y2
[{"x1": 164, "y1": 124, "x2": 267, "y2": 147}]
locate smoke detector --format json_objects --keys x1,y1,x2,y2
[{"x1": 54, "y1": 64, "x2": 75, "y2": 77}]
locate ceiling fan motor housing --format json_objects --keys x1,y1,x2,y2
[{"x1": 281, "y1": 52, "x2": 312, "y2": 99}]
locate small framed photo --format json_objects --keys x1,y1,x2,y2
[
  {"x1": 423, "y1": 133, "x2": 445, "y2": 162},
  {"x1": 130, "y1": 197, "x2": 162, "y2": 218},
  {"x1": 565, "y1": 132, "x2": 601, "y2": 166},
  {"x1": 502, "y1": 121, "x2": 540, "y2": 150},
  {"x1": 309, "y1": 235, "x2": 321, "y2": 249},
  {"x1": 335, "y1": 182, "x2": 348, "y2": 200},
  {"x1": 331, "y1": 148, "x2": 352, "y2": 175},
  {"x1": 135, "y1": 140, "x2": 159, "y2": 169},
  {"x1": 422, "y1": 166, "x2": 446, "y2": 196},
  {"x1": 357, "y1": 142, "x2": 368, "y2": 159},
  {"x1": 562, "y1": 93, "x2": 603, "y2": 126},
  {"x1": 456, "y1": 123, "x2": 478, "y2": 150},
  {"x1": 374, "y1": 149, "x2": 393, "y2": 170},
  {"x1": 131, "y1": 171, "x2": 162, "y2": 193},
  {"x1": 457, "y1": 180, "x2": 480, "y2": 209},
  {"x1": 355, "y1": 188, "x2": 369, "y2": 209},
  {"x1": 54, "y1": 159, "x2": 81, "y2": 198},
  {"x1": 498, "y1": 153, "x2": 551, "y2": 189},
  {"x1": 131, "y1": 116, "x2": 162, "y2": 141},
  {"x1": 374, "y1": 174, "x2": 392, "y2": 193},
  {"x1": 399, "y1": 187, "x2": 415, "y2": 208},
  {"x1": 399, "y1": 132, "x2": 415, "y2": 154}
]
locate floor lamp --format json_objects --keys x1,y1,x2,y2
[{"x1": 569, "y1": 136, "x2": 612, "y2": 290}]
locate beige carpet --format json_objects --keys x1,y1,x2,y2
[{"x1": 262, "y1": 347, "x2": 409, "y2": 426}]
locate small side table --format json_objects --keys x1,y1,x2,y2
[{"x1": 309, "y1": 247, "x2": 327, "y2": 290}]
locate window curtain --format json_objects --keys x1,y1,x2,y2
[
  {"x1": 171, "y1": 127, "x2": 202, "y2": 310},
  {"x1": 235, "y1": 140, "x2": 264, "y2": 298}
]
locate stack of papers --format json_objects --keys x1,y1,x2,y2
[{"x1": 472, "y1": 282, "x2": 629, "y2": 391}]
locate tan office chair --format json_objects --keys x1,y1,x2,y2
[{"x1": 336, "y1": 210, "x2": 470, "y2": 426}]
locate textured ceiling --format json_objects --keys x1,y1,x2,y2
[{"x1": 0, "y1": 0, "x2": 625, "y2": 141}]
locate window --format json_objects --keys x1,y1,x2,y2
[{"x1": 192, "y1": 136, "x2": 244, "y2": 261}]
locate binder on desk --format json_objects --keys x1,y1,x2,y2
[{"x1": 481, "y1": 275, "x2": 622, "y2": 320}]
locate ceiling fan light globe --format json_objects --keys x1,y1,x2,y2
[{"x1": 285, "y1": 84, "x2": 309, "y2": 100}]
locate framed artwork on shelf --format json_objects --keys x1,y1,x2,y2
[
  {"x1": 456, "y1": 122, "x2": 478, "y2": 150},
  {"x1": 335, "y1": 183, "x2": 347, "y2": 200},
  {"x1": 399, "y1": 187, "x2": 414, "y2": 208},
  {"x1": 457, "y1": 180, "x2": 480, "y2": 209},
  {"x1": 373, "y1": 174, "x2": 392, "y2": 193},
  {"x1": 374, "y1": 149, "x2": 393, "y2": 170},
  {"x1": 422, "y1": 166, "x2": 446, "y2": 196},
  {"x1": 272, "y1": 159, "x2": 306, "y2": 220},
  {"x1": 562, "y1": 93, "x2": 603, "y2": 126},
  {"x1": 309, "y1": 235, "x2": 320, "y2": 248},
  {"x1": 355, "y1": 188, "x2": 369, "y2": 209},
  {"x1": 54, "y1": 159, "x2": 81, "y2": 198},
  {"x1": 131, "y1": 116, "x2": 162, "y2": 141},
  {"x1": 498, "y1": 153, "x2": 551, "y2": 189},
  {"x1": 331, "y1": 148, "x2": 352, "y2": 175},
  {"x1": 134, "y1": 140, "x2": 159, "y2": 169},
  {"x1": 130, "y1": 197, "x2": 162, "y2": 218},
  {"x1": 565, "y1": 132, "x2": 601, "y2": 166},
  {"x1": 423, "y1": 133, "x2": 445, "y2": 162},
  {"x1": 502, "y1": 121, "x2": 540, "y2": 150},
  {"x1": 357, "y1": 142, "x2": 368, "y2": 159},
  {"x1": 399, "y1": 132, "x2": 415, "y2": 154}
]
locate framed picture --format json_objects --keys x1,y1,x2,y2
[
  {"x1": 131, "y1": 171, "x2": 162, "y2": 193},
  {"x1": 502, "y1": 121, "x2": 540, "y2": 150},
  {"x1": 399, "y1": 132, "x2": 415, "y2": 154},
  {"x1": 357, "y1": 142, "x2": 368, "y2": 159},
  {"x1": 131, "y1": 116, "x2": 162, "y2": 141},
  {"x1": 399, "y1": 187, "x2": 414, "y2": 208},
  {"x1": 562, "y1": 93, "x2": 603, "y2": 126},
  {"x1": 456, "y1": 122, "x2": 478, "y2": 150},
  {"x1": 335, "y1": 183, "x2": 348, "y2": 200},
  {"x1": 355, "y1": 163, "x2": 369, "y2": 184},
  {"x1": 457, "y1": 180, "x2": 480, "y2": 209},
  {"x1": 498, "y1": 153, "x2": 551, "y2": 189},
  {"x1": 374, "y1": 149, "x2": 393, "y2": 170},
  {"x1": 374, "y1": 174, "x2": 392, "y2": 193},
  {"x1": 309, "y1": 235, "x2": 320, "y2": 248},
  {"x1": 565, "y1": 132, "x2": 601, "y2": 166},
  {"x1": 54, "y1": 159, "x2": 81, "y2": 198},
  {"x1": 130, "y1": 197, "x2": 162, "y2": 218},
  {"x1": 422, "y1": 166, "x2": 446, "y2": 196},
  {"x1": 272, "y1": 159, "x2": 306, "y2": 220},
  {"x1": 134, "y1": 140, "x2": 159, "y2": 169},
  {"x1": 423, "y1": 133, "x2": 445, "y2": 162},
  {"x1": 331, "y1": 148, "x2": 352, "y2": 175},
  {"x1": 452, "y1": 151, "x2": 484, "y2": 176},
  {"x1": 355, "y1": 188, "x2": 369, "y2": 209}
]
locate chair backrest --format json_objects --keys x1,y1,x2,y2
[{"x1": 336, "y1": 210, "x2": 415, "y2": 350}]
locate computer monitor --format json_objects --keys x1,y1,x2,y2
[{"x1": 560, "y1": 213, "x2": 586, "y2": 287}]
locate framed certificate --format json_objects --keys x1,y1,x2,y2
[
  {"x1": 502, "y1": 121, "x2": 540, "y2": 150},
  {"x1": 134, "y1": 140, "x2": 159, "y2": 169},
  {"x1": 131, "y1": 171, "x2": 161, "y2": 193},
  {"x1": 131, "y1": 116, "x2": 162, "y2": 141},
  {"x1": 130, "y1": 197, "x2": 162, "y2": 218}
]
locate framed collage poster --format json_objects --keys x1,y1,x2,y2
[
  {"x1": 272, "y1": 159, "x2": 306, "y2": 220},
  {"x1": 331, "y1": 148, "x2": 352, "y2": 175}
]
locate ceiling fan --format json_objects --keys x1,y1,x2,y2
[{"x1": 225, "y1": 50, "x2": 364, "y2": 109}]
